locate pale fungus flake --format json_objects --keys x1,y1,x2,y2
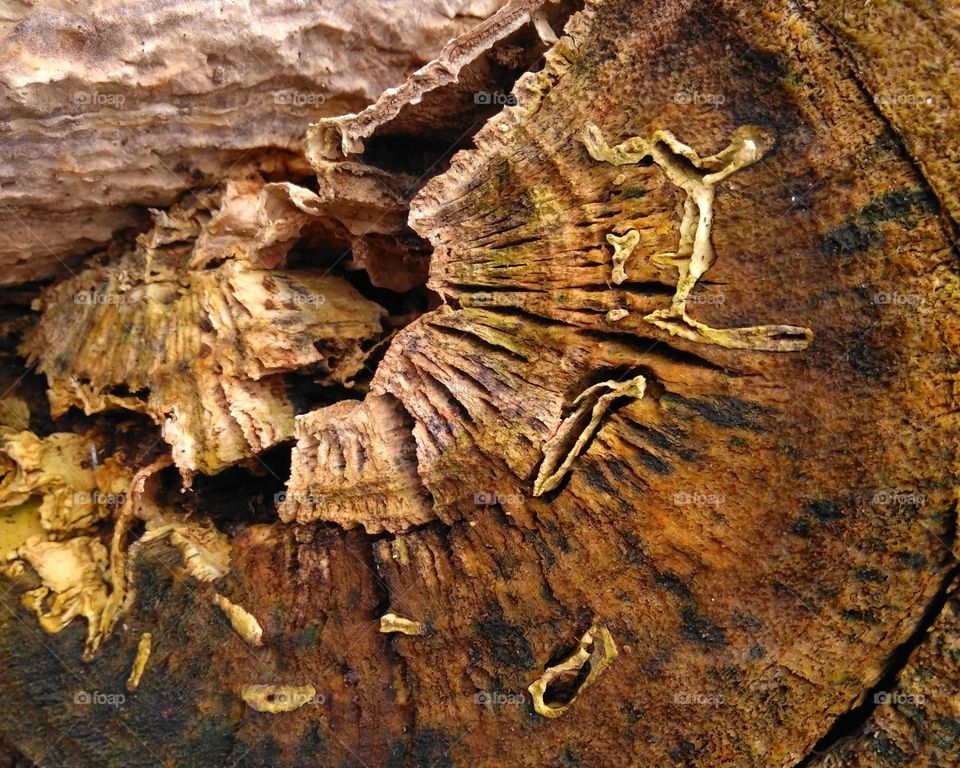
[
  {"x1": 9, "y1": 535, "x2": 112, "y2": 660},
  {"x1": 606, "y1": 229, "x2": 639, "y2": 285},
  {"x1": 213, "y1": 593, "x2": 264, "y2": 647},
  {"x1": 21, "y1": 181, "x2": 387, "y2": 480},
  {"x1": 127, "y1": 632, "x2": 152, "y2": 691},
  {"x1": 241, "y1": 684, "x2": 317, "y2": 714},
  {"x1": 0, "y1": 429, "x2": 131, "y2": 534},
  {"x1": 533, "y1": 375, "x2": 647, "y2": 496},
  {"x1": 583, "y1": 123, "x2": 814, "y2": 352},
  {"x1": 379, "y1": 612, "x2": 427, "y2": 636},
  {"x1": 135, "y1": 518, "x2": 231, "y2": 583},
  {"x1": 605, "y1": 308, "x2": 629, "y2": 323},
  {"x1": 528, "y1": 624, "x2": 618, "y2": 718}
]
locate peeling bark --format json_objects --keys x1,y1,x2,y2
[{"x1": 0, "y1": 0, "x2": 509, "y2": 286}]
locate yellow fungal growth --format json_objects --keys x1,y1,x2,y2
[
  {"x1": 135, "y1": 517, "x2": 231, "y2": 583},
  {"x1": 127, "y1": 632, "x2": 152, "y2": 691},
  {"x1": 213, "y1": 593, "x2": 264, "y2": 646},
  {"x1": 583, "y1": 123, "x2": 813, "y2": 351},
  {"x1": 241, "y1": 684, "x2": 317, "y2": 713},
  {"x1": 606, "y1": 308, "x2": 629, "y2": 323},
  {"x1": 10, "y1": 535, "x2": 111, "y2": 660},
  {"x1": 528, "y1": 624, "x2": 618, "y2": 718},
  {"x1": 379, "y1": 612, "x2": 427, "y2": 636},
  {"x1": 0, "y1": 429, "x2": 131, "y2": 534},
  {"x1": 0, "y1": 499, "x2": 45, "y2": 560},
  {"x1": 533, "y1": 375, "x2": 646, "y2": 496},
  {"x1": 606, "y1": 229, "x2": 639, "y2": 285}
]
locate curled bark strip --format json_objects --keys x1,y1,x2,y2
[{"x1": 533, "y1": 374, "x2": 646, "y2": 496}]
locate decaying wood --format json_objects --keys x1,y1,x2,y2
[
  {"x1": 0, "y1": 0, "x2": 958, "y2": 766},
  {"x1": 808, "y1": 588, "x2": 960, "y2": 767},
  {"x1": 0, "y1": 0, "x2": 509, "y2": 287},
  {"x1": 280, "y1": 394, "x2": 436, "y2": 534},
  {"x1": 20, "y1": 179, "x2": 387, "y2": 477}
]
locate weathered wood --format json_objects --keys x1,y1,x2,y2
[
  {"x1": 0, "y1": 0, "x2": 508, "y2": 287},
  {"x1": 0, "y1": 0, "x2": 958, "y2": 766}
]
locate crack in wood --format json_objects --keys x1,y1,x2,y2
[{"x1": 533, "y1": 373, "x2": 646, "y2": 496}]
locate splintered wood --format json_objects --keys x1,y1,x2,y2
[
  {"x1": 22, "y1": 180, "x2": 386, "y2": 478},
  {"x1": 280, "y1": 395, "x2": 435, "y2": 534}
]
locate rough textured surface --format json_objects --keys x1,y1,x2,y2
[
  {"x1": 20, "y1": 182, "x2": 387, "y2": 477},
  {"x1": 808, "y1": 588, "x2": 960, "y2": 767},
  {"x1": 281, "y1": 394, "x2": 435, "y2": 534},
  {"x1": 0, "y1": 0, "x2": 957, "y2": 766},
  {"x1": 802, "y1": 0, "x2": 960, "y2": 227},
  {"x1": 0, "y1": 0, "x2": 508, "y2": 286}
]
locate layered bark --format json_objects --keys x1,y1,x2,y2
[{"x1": 0, "y1": 0, "x2": 508, "y2": 286}]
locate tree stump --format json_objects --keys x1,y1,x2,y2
[{"x1": 0, "y1": 1, "x2": 957, "y2": 767}]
